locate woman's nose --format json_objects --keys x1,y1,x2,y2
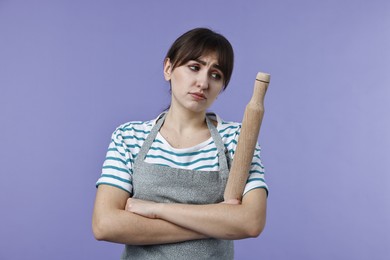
[{"x1": 196, "y1": 71, "x2": 209, "y2": 89}]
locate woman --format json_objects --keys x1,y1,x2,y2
[{"x1": 92, "y1": 27, "x2": 268, "y2": 259}]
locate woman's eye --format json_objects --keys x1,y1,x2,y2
[
  {"x1": 211, "y1": 72, "x2": 222, "y2": 80},
  {"x1": 189, "y1": 65, "x2": 200, "y2": 71}
]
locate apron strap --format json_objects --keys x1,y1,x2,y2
[
  {"x1": 205, "y1": 116, "x2": 230, "y2": 179},
  {"x1": 135, "y1": 113, "x2": 166, "y2": 163}
]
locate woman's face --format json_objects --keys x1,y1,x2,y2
[{"x1": 164, "y1": 52, "x2": 224, "y2": 114}]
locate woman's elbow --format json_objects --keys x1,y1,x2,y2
[
  {"x1": 92, "y1": 215, "x2": 109, "y2": 241},
  {"x1": 244, "y1": 217, "x2": 266, "y2": 238},
  {"x1": 246, "y1": 223, "x2": 265, "y2": 238}
]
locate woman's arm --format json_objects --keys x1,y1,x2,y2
[
  {"x1": 127, "y1": 188, "x2": 267, "y2": 240},
  {"x1": 92, "y1": 185, "x2": 207, "y2": 245}
]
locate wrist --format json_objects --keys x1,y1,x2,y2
[{"x1": 154, "y1": 202, "x2": 165, "y2": 219}]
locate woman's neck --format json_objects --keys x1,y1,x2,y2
[
  {"x1": 164, "y1": 107, "x2": 207, "y2": 134},
  {"x1": 160, "y1": 108, "x2": 211, "y2": 149}
]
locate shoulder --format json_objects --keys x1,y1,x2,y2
[
  {"x1": 207, "y1": 112, "x2": 241, "y2": 146},
  {"x1": 110, "y1": 114, "x2": 160, "y2": 142},
  {"x1": 207, "y1": 112, "x2": 241, "y2": 134}
]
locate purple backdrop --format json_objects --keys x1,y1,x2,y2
[{"x1": 1, "y1": 0, "x2": 389, "y2": 259}]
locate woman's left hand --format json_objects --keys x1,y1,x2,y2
[{"x1": 125, "y1": 198, "x2": 160, "y2": 219}]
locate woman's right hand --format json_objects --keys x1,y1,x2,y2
[{"x1": 126, "y1": 197, "x2": 162, "y2": 219}]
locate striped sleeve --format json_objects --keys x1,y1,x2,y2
[
  {"x1": 243, "y1": 144, "x2": 268, "y2": 196},
  {"x1": 96, "y1": 128, "x2": 133, "y2": 194},
  {"x1": 225, "y1": 121, "x2": 268, "y2": 196}
]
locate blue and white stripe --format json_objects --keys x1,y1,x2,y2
[{"x1": 96, "y1": 113, "x2": 268, "y2": 195}]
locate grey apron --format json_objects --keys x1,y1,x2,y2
[{"x1": 121, "y1": 113, "x2": 234, "y2": 260}]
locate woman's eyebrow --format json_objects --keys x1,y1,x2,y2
[{"x1": 194, "y1": 58, "x2": 222, "y2": 71}]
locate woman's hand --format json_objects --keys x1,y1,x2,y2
[{"x1": 126, "y1": 198, "x2": 161, "y2": 219}]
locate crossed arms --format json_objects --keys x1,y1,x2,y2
[{"x1": 92, "y1": 184, "x2": 267, "y2": 245}]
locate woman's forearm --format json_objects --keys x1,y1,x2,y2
[
  {"x1": 127, "y1": 189, "x2": 267, "y2": 240},
  {"x1": 156, "y1": 202, "x2": 263, "y2": 240},
  {"x1": 93, "y1": 209, "x2": 207, "y2": 245},
  {"x1": 92, "y1": 185, "x2": 207, "y2": 245}
]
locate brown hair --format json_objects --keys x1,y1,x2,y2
[{"x1": 165, "y1": 28, "x2": 234, "y2": 90}]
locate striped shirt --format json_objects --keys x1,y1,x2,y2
[{"x1": 96, "y1": 113, "x2": 268, "y2": 196}]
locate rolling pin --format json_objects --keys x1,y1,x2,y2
[{"x1": 224, "y1": 72, "x2": 270, "y2": 201}]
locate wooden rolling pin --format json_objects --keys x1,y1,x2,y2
[{"x1": 224, "y1": 72, "x2": 270, "y2": 201}]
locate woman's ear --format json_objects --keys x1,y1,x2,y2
[{"x1": 163, "y1": 58, "x2": 172, "y2": 81}]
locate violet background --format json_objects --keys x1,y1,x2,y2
[{"x1": 1, "y1": 0, "x2": 389, "y2": 259}]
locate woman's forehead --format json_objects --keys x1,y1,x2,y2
[{"x1": 189, "y1": 50, "x2": 220, "y2": 64}]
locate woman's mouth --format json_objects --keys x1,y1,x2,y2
[{"x1": 190, "y1": 92, "x2": 206, "y2": 101}]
